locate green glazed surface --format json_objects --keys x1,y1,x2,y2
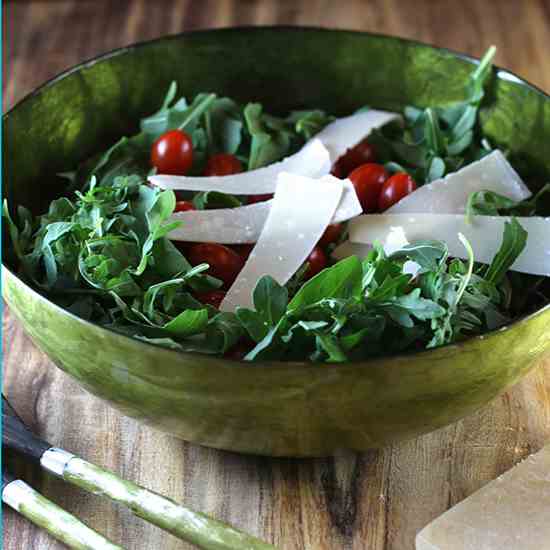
[{"x1": 3, "y1": 28, "x2": 550, "y2": 456}]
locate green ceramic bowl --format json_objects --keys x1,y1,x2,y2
[{"x1": 3, "y1": 28, "x2": 550, "y2": 457}]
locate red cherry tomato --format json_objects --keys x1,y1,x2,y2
[
  {"x1": 188, "y1": 243, "x2": 244, "y2": 287},
  {"x1": 333, "y1": 140, "x2": 377, "y2": 178},
  {"x1": 232, "y1": 244, "x2": 255, "y2": 263},
  {"x1": 330, "y1": 163, "x2": 344, "y2": 178},
  {"x1": 196, "y1": 290, "x2": 226, "y2": 309},
  {"x1": 348, "y1": 163, "x2": 389, "y2": 213},
  {"x1": 318, "y1": 224, "x2": 342, "y2": 247},
  {"x1": 174, "y1": 200, "x2": 195, "y2": 213},
  {"x1": 378, "y1": 172, "x2": 417, "y2": 211},
  {"x1": 151, "y1": 129, "x2": 193, "y2": 175},
  {"x1": 172, "y1": 240, "x2": 196, "y2": 256},
  {"x1": 304, "y1": 246, "x2": 327, "y2": 280},
  {"x1": 247, "y1": 193, "x2": 274, "y2": 205},
  {"x1": 203, "y1": 153, "x2": 242, "y2": 176}
]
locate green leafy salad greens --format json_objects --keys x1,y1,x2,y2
[{"x1": 4, "y1": 48, "x2": 549, "y2": 362}]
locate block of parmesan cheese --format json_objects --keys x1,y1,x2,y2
[{"x1": 416, "y1": 444, "x2": 550, "y2": 550}]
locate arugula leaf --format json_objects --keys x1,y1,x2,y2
[
  {"x1": 204, "y1": 97, "x2": 243, "y2": 154},
  {"x1": 3, "y1": 200, "x2": 24, "y2": 260},
  {"x1": 466, "y1": 183, "x2": 550, "y2": 220},
  {"x1": 163, "y1": 309, "x2": 209, "y2": 337},
  {"x1": 206, "y1": 312, "x2": 244, "y2": 354},
  {"x1": 286, "y1": 110, "x2": 335, "y2": 140},
  {"x1": 253, "y1": 276, "x2": 289, "y2": 326},
  {"x1": 389, "y1": 240, "x2": 448, "y2": 272},
  {"x1": 368, "y1": 46, "x2": 497, "y2": 185},
  {"x1": 376, "y1": 289, "x2": 445, "y2": 328},
  {"x1": 287, "y1": 256, "x2": 363, "y2": 313},
  {"x1": 466, "y1": 190, "x2": 519, "y2": 220},
  {"x1": 315, "y1": 333, "x2": 348, "y2": 362},
  {"x1": 244, "y1": 103, "x2": 293, "y2": 170},
  {"x1": 193, "y1": 191, "x2": 242, "y2": 210},
  {"x1": 484, "y1": 219, "x2": 528, "y2": 284},
  {"x1": 140, "y1": 86, "x2": 217, "y2": 143},
  {"x1": 236, "y1": 276, "x2": 288, "y2": 343}
]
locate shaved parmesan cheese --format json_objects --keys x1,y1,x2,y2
[
  {"x1": 168, "y1": 175, "x2": 361, "y2": 244},
  {"x1": 149, "y1": 138, "x2": 331, "y2": 194},
  {"x1": 220, "y1": 174, "x2": 343, "y2": 312},
  {"x1": 149, "y1": 109, "x2": 398, "y2": 194},
  {"x1": 313, "y1": 109, "x2": 401, "y2": 163},
  {"x1": 349, "y1": 214, "x2": 550, "y2": 276},
  {"x1": 416, "y1": 444, "x2": 550, "y2": 550},
  {"x1": 388, "y1": 150, "x2": 531, "y2": 214}
]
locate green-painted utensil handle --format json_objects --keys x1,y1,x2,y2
[
  {"x1": 2, "y1": 479, "x2": 124, "y2": 550},
  {"x1": 45, "y1": 451, "x2": 276, "y2": 550}
]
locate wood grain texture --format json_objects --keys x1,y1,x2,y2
[{"x1": 2, "y1": 1, "x2": 550, "y2": 549}]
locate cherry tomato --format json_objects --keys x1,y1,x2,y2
[
  {"x1": 232, "y1": 244, "x2": 255, "y2": 263},
  {"x1": 247, "y1": 193, "x2": 274, "y2": 205},
  {"x1": 174, "y1": 200, "x2": 195, "y2": 213},
  {"x1": 333, "y1": 140, "x2": 377, "y2": 178},
  {"x1": 188, "y1": 243, "x2": 244, "y2": 287},
  {"x1": 378, "y1": 172, "x2": 417, "y2": 211},
  {"x1": 304, "y1": 246, "x2": 327, "y2": 280},
  {"x1": 203, "y1": 153, "x2": 242, "y2": 176},
  {"x1": 196, "y1": 290, "x2": 226, "y2": 309},
  {"x1": 151, "y1": 129, "x2": 193, "y2": 175},
  {"x1": 172, "y1": 240, "x2": 196, "y2": 255},
  {"x1": 318, "y1": 224, "x2": 342, "y2": 247},
  {"x1": 348, "y1": 163, "x2": 389, "y2": 213},
  {"x1": 330, "y1": 164, "x2": 344, "y2": 178}
]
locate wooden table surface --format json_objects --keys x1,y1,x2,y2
[{"x1": 3, "y1": 1, "x2": 550, "y2": 549}]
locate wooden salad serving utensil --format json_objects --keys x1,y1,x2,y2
[{"x1": 2, "y1": 395, "x2": 276, "y2": 550}]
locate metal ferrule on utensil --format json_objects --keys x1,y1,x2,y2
[{"x1": 40, "y1": 448, "x2": 75, "y2": 477}]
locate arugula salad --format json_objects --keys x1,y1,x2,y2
[{"x1": 4, "y1": 47, "x2": 550, "y2": 362}]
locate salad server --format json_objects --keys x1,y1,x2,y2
[{"x1": 2, "y1": 395, "x2": 276, "y2": 550}]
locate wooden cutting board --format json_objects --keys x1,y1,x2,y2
[{"x1": 3, "y1": 1, "x2": 550, "y2": 549}]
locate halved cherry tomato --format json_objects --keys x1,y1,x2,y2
[
  {"x1": 348, "y1": 163, "x2": 389, "y2": 213},
  {"x1": 151, "y1": 129, "x2": 193, "y2": 175},
  {"x1": 378, "y1": 172, "x2": 417, "y2": 211},
  {"x1": 203, "y1": 153, "x2": 242, "y2": 176},
  {"x1": 188, "y1": 243, "x2": 244, "y2": 287},
  {"x1": 318, "y1": 224, "x2": 342, "y2": 247},
  {"x1": 196, "y1": 290, "x2": 226, "y2": 309},
  {"x1": 247, "y1": 193, "x2": 274, "y2": 205},
  {"x1": 304, "y1": 246, "x2": 327, "y2": 280},
  {"x1": 174, "y1": 200, "x2": 195, "y2": 213},
  {"x1": 332, "y1": 140, "x2": 377, "y2": 178},
  {"x1": 232, "y1": 243, "x2": 255, "y2": 263}
]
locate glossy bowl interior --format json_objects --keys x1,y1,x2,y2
[{"x1": 3, "y1": 27, "x2": 550, "y2": 456}]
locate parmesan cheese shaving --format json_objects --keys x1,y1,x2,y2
[
  {"x1": 149, "y1": 139, "x2": 331, "y2": 194},
  {"x1": 149, "y1": 109, "x2": 399, "y2": 194},
  {"x1": 349, "y1": 214, "x2": 550, "y2": 276},
  {"x1": 168, "y1": 176, "x2": 361, "y2": 244},
  {"x1": 314, "y1": 109, "x2": 401, "y2": 163},
  {"x1": 220, "y1": 173, "x2": 344, "y2": 312},
  {"x1": 388, "y1": 150, "x2": 531, "y2": 214}
]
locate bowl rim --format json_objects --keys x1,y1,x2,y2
[{"x1": 3, "y1": 25, "x2": 550, "y2": 367}]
